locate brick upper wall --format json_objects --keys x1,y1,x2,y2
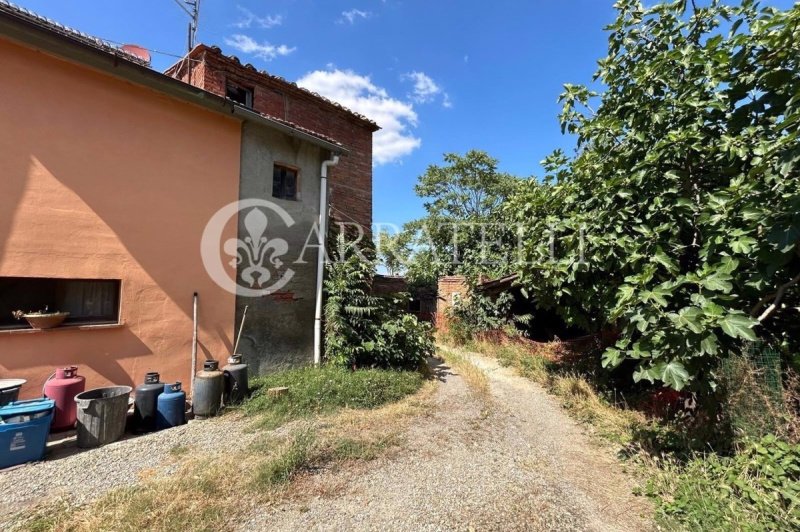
[
  {"x1": 436, "y1": 276, "x2": 468, "y2": 330},
  {"x1": 166, "y1": 46, "x2": 377, "y2": 232}
]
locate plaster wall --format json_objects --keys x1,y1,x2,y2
[
  {"x1": 235, "y1": 122, "x2": 325, "y2": 372},
  {"x1": 0, "y1": 38, "x2": 241, "y2": 398}
]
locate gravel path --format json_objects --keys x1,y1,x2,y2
[
  {"x1": 242, "y1": 348, "x2": 653, "y2": 531},
  {"x1": 0, "y1": 414, "x2": 258, "y2": 524},
  {"x1": 1, "y1": 350, "x2": 652, "y2": 531}
]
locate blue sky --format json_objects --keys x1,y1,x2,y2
[{"x1": 11, "y1": 0, "x2": 795, "y2": 229}]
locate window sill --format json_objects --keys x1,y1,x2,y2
[{"x1": 0, "y1": 322, "x2": 125, "y2": 336}]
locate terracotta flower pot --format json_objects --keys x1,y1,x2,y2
[{"x1": 21, "y1": 312, "x2": 69, "y2": 329}]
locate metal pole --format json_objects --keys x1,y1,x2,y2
[
  {"x1": 233, "y1": 305, "x2": 248, "y2": 356},
  {"x1": 190, "y1": 292, "x2": 198, "y2": 397}
]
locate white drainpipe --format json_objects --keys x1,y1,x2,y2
[{"x1": 314, "y1": 154, "x2": 340, "y2": 365}]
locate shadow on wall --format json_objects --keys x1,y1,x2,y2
[
  {"x1": 1, "y1": 327, "x2": 151, "y2": 388},
  {"x1": 0, "y1": 149, "x2": 28, "y2": 268},
  {"x1": 0, "y1": 39, "x2": 240, "y2": 393}
]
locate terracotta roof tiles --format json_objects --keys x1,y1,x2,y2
[{"x1": 0, "y1": 0, "x2": 149, "y2": 66}]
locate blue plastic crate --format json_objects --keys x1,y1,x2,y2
[{"x1": 0, "y1": 398, "x2": 55, "y2": 469}]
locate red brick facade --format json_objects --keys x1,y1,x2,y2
[
  {"x1": 436, "y1": 276, "x2": 468, "y2": 330},
  {"x1": 165, "y1": 45, "x2": 379, "y2": 232}
]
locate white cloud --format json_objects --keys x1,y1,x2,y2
[
  {"x1": 404, "y1": 71, "x2": 452, "y2": 108},
  {"x1": 443, "y1": 93, "x2": 453, "y2": 108},
  {"x1": 233, "y1": 6, "x2": 283, "y2": 29},
  {"x1": 338, "y1": 9, "x2": 371, "y2": 24},
  {"x1": 405, "y1": 71, "x2": 441, "y2": 103},
  {"x1": 224, "y1": 34, "x2": 296, "y2": 61},
  {"x1": 297, "y1": 69, "x2": 421, "y2": 165},
  {"x1": 464, "y1": 54, "x2": 469, "y2": 63}
]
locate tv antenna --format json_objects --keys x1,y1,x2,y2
[{"x1": 172, "y1": 0, "x2": 201, "y2": 52}]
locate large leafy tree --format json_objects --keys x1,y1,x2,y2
[
  {"x1": 507, "y1": 0, "x2": 800, "y2": 390},
  {"x1": 376, "y1": 229, "x2": 409, "y2": 276},
  {"x1": 403, "y1": 150, "x2": 520, "y2": 284}
]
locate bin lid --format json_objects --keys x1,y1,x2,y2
[
  {"x1": 0, "y1": 398, "x2": 55, "y2": 416},
  {"x1": 0, "y1": 379, "x2": 26, "y2": 392}
]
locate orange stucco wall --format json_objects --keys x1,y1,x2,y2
[{"x1": 0, "y1": 38, "x2": 241, "y2": 399}]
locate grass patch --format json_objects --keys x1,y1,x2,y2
[
  {"x1": 14, "y1": 366, "x2": 433, "y2": 531},
  {"x1": 169, "y1": 444, "x2": 190, "y2": 457},
  {"x1": 329, "y1": 432, "x2": 401, "y2": 461},
  {"x1": 253, "y1": 429, "x2": 316, "y2": 489},
  {"x1": 244, "y1": 365, "x2": 425, "y2": 428},
  {"x1": 452, "y1": 337, "x2": 800, "y2": 531},
  {"x1": 461, "y1": 339, "x2": 648, "y2": 445},
  {"x1": 643, "y1": 436, "x2": 800, "y2": 531},
  {"x1": 18, "y1": 458, "x2": 237, "y2": 532}
]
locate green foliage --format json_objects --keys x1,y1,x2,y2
[
  {"x1": 446, "y1": 291, "x2": 529, "y2": 344},
  {"x1": 324, "y1": 233, "x2": 434, "y2": 369},
  {"x1": 507, "y1": 0, "x2": 800, "y2": 390},
  {"x1": 401, "y1": 150, "x2": 520, "y2": 284},
  {"x1": 376, "y1": 229, "x2": 409, "y2": 276},
  {"x1": 243, "y1": 366, "x2": 424, "y2": 428},
  {"x1": 647, "y1": 436, "x2": 800, "y2": 531}
]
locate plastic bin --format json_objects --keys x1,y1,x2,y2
[
  {"x1": 0, "y1": 398, "x2": 55, "y2": 469},
  {"x1": 0, "y1": 379, "x2": 27, "y2": 407}
]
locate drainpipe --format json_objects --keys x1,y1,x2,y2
[{"x1": 314, "y1": 154, "x2": 340, "y2": 365}]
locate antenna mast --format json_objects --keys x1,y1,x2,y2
[{"x1": 172, "y1": 0, "x2": 201, "y2": 52}]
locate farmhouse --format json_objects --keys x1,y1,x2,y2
[{"x1": 0, "y1": 2, "x2": 376, "y2": 397}]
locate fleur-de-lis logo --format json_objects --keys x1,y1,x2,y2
[
  {"x1": 224, "y1": 208, "x2": 289, "y2": 288},
  {"x1": 202, "y1": 199, "x2": 296, "y2": 297}
]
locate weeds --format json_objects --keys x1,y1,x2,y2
[
  {"x1": 457, "y1": 338, "x2": 650, "y2": 446},
  {"x1": 169, "y1": 444, "x2": 190, "y2": 457},
  {"x1": 14, "y1": 366, "x2": 432, "y2": 531},
  {"x1": 437, "y1": 347, "x2": 490, "y2": 398},
  {"x1": 452, "y1": 335, "x2": 800, "y2": 531},
  {"x1": 253, "y1": 430, "x2": 316, "y2": 489},
  {"x1": 644, "y1": 436, "x2": 800, "y2": 531},
  {"x1": 244, "y1": 366, "x2": 424, "y2": 428},
  {"x1": 329, "y1": 433, "x2": 400, "y2": 461}
]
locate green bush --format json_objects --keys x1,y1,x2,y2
[
  {"x1": 446, "y1": 291, "x2": 529, "y2": 345},
  {"x1": 324, "y1": 233, "x2": 434, "y2": 369},
  {"x1": 647, "y1": 436, "x2": 800, "y2": 531},
  {"x1": 244, "y1": 366, "x2": 424, "y2": 427},
  {"x1": 506, "y1": 0, "x2": 800, "y2": 391}
]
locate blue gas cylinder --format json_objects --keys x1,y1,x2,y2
[{"x1": 156, "y1": 382, "x2": 186, "y2": 430}]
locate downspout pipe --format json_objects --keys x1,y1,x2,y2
[{"x1": 314, "y1": 154, "x2": 340, "y2": 365}]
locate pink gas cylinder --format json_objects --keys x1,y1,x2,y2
[{"x1": 44, "y1": 366, "x2": 86, "y2": 432}]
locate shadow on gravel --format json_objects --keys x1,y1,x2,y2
[{"x1": 426, "y1": 357, "x2": 454, "y2": 383}]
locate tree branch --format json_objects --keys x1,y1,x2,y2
[
  {"x1": 753, "y1": 269, "x2": 800, "y2": 323},
  {"x1": 755, "y1": 273, "x2": 800, "y2": 323}
]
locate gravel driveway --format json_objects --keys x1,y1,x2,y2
[
  {"x1": 242, "y1": 349, "x2": 653, "y2": 531},
  {"x1": 1, "y1": 349, "x2": 652, "y2": 531},
  {"x1": 0, "y1": 414, "x2": 258, "y2": 525}
]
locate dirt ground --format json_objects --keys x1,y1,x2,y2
[
  {"x1": 242, "y1": 349, "x2": 653, "y2": 531},
  {"x1": 2, "y1": 349, "x2": 652, "y2": 531}
]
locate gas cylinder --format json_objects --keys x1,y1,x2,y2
[
  {"x1": 44, "y1": 366, "x2": 85, "y2": 432},
  {"x1": 223, "y1": 354, "x2": 249, "y2": 405},
  {"x1": 133, "y1": 372, "x2": 163, "y2": 432},
  {"x1": 156, "y1": 382, "x2": 186, "y2": 430},
  {"x1": 193, "y1": 360, "x2": 223, "y2": 419}
]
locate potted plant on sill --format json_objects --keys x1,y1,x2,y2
[{"x1": 12, "y1": 306, "x2": 69, "y2": 329}]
